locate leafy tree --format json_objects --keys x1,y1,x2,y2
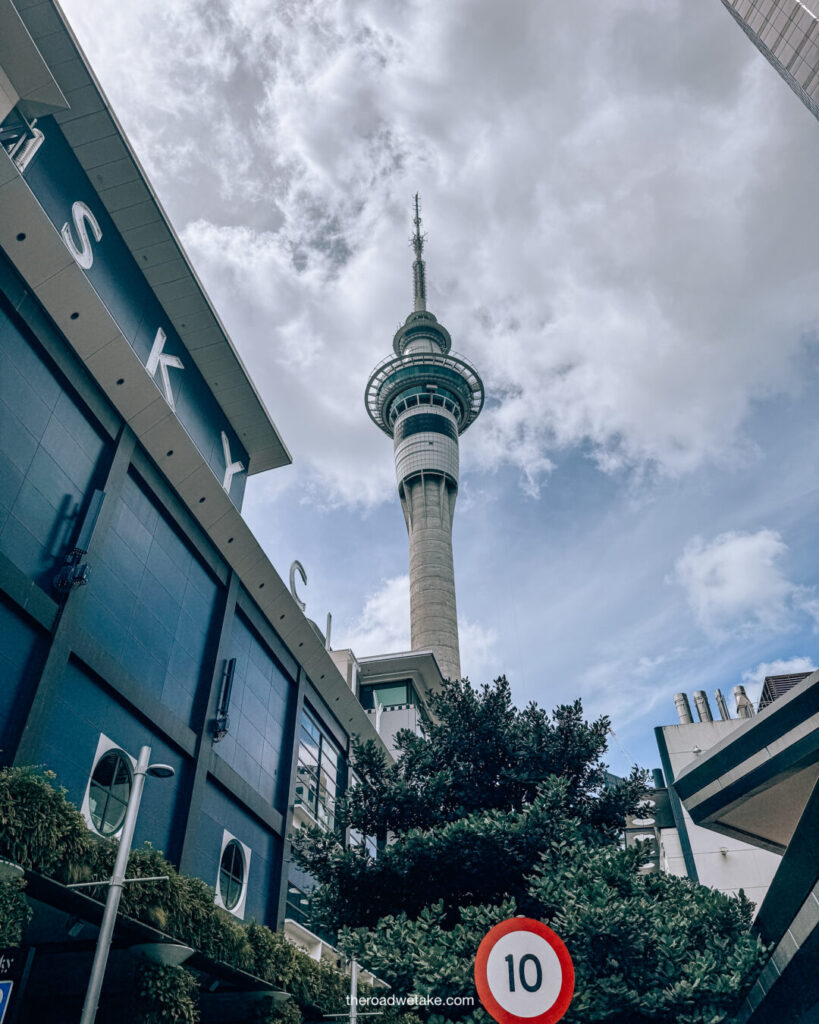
[
  {"x1": 295, "y1": 678, "x2": 644, "y2": 930},
  {"x1": 342, "y1": 679, "x2": 640, "y2": 845},
  {"x1": 293, "y1": 678, "x2": 767, "y2": 1024}
]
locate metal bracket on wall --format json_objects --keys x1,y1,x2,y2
[
  {"x1": 212, "y1": 657, "x2": 236, "y2": 742},
  {"x1": 53, "y1": 489, "x2": 106, "y2": 595}
]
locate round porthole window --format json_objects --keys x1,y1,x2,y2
[
  {"x1": 219, "y1": 840, "x2": 245, "y2": 911},
  {"x1": 88, "y1": 750, "x2": 132, "y2": 836}
]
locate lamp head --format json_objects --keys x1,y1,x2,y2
[{"x1": 147, "y1": 763, "x2": 175, "y2": 779}]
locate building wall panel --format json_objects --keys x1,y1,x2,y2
[
  {"x1": 0, "y1": 596, "x2": 44, "y2": 756},
  {"x1": 216, "y1": 612, "x2": 296, "y2": 811},
  {"x1": 0, "y1": 302, "x2": 109, "y2": 590},
  {"x1": 32, "y1": 658, "x2": 191, "y2": 861},
  {"x1": 78, "y1": 470, "x2": 221, "y2": 727},
  {"x1": 192, "y1": 782, "x2": 281, "y2": 925}
]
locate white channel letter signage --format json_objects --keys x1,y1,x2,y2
[
  {"x1": 21, "y1": 118, "x2": 248, "y2": 507},
  {"x1": 145, "y1": 328, "x2": 184, "y2": 412},
  {"x1": 221, "y1": 431, "x2": 245, "y2": 492},
  {"x1": 60, "y1": 201, "x2": 102, "y2": 270}
]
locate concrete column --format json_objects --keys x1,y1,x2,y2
[{"x1": 400, "y1": 473, "x2": 460, "y2": 680}]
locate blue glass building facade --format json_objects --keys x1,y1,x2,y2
[
  {"x1": 0, "y1": 247, "x2": 368, "y2": 928},
  {"x1": 0, "y1": 0, "x2": 386, "y2": 953}
]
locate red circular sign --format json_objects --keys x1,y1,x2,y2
[{"x1": 474, "y1": 917, "x2": 574, "y2": 1024}]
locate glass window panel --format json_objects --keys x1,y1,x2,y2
[
  {"x1": 219, "y1": 840, "x2": 245, "y2": 910},
  {"x1": 296, "y1": 706, "x2": 344, "y2": 830},
  {"x1": 88, "y1": 750, "x2": 132, "y2": 836}
]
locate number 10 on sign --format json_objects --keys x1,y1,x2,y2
[{"x1": 474, "y1": 918, "x2": 574, "y2": 1024}]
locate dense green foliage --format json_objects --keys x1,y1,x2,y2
[
  {"x1": 135, "y1": 961, "x2": 199, "y2": 1024},
  {"x1": 294, "y1": 678, "x2": 768, "y2": 1024},
  {"x1": 294, "y1": 679, "x2": 645, "y2": 931},
  {"x1": 296, "y1": 774, "x2": 600, "y2": 929},
  {"x1": 0, "y1": 766, "x2": 354, "y2": 1024},
  {"x1": 341, "y1": 680, "x2": 643, "y2": 844},
  {"x1": 0, "y1": 876, "x2": 31, "y2": 947}
]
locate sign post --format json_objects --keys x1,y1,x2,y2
[{"x1": 474, "y1": 918, "x2": 574, "y2": 1024}]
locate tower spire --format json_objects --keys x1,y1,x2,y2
[
  {"x1": 366, "y1": 204, "x2": 485, "y2": 681},
  {"x1": 411, "y1": 193, "x2": 426, "y2": 312}
]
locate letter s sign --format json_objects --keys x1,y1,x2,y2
[{"x1": 61, "y1": 201, "x2": 102, "y2": 270}]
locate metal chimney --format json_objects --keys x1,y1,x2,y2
[
  {"x1": 673, "y1": 692, "x2": 693, "y2": 725},
  {"x1": 714, "y1": 689, "x2": 731, "y2": 721},
  {"x1": 693, "y1": 690, "x2": 713, "y2": 723},
  {"x1": 733, "y1": 684, "x2": 755, "y2": 719}
]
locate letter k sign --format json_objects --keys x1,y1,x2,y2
[{"x1": 146, "y1": 328, "x2": 184, "y2": 411}]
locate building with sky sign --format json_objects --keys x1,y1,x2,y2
[
  {"x1": 0, "y1": 0, "x2": 404, "y2": 1014},
  {"x1": 24, "y1": 0, "x2": 819, "y2": 787},
  {"x1": 4, "y1": 0, "x2": 819, "y2": 1017}
]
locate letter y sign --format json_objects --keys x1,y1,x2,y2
[{"x1": 221, "y1": 431, "x2": 245, "y2": 493}]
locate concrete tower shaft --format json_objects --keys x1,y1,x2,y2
[
  {"x1": 402, "y1": 473, "x2": 460, "y2": 679},
  {"x1": 364, "y1": 197, "x2": 483, "y2": 680}
]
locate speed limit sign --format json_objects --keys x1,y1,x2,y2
[{"x1": 474, "y1": 917, "x2": 574, "y2": 1024}]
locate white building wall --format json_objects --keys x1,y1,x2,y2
[
  {"x1": 660, "y1": 721, "x2": 781, "y2": 914},
  {"x1": 366, "y1": 704, "x2": 421, "y2": 756}
]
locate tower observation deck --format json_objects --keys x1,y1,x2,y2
[{"x1": 365, "y1": 197, "x2": 484, "y2": 680}]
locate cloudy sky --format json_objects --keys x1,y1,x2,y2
[{"x1": 59, "y1": 0, "x2": 819, "y2": 772}]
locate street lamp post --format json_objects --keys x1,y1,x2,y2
[
  {"x1": 349, "y1": 958, "x2": 359, "y2": 1024},
  {"x1": 79, "y1": 745, "x2": 174, "y2": 1024}
]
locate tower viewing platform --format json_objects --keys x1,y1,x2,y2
[{"x1": 365, "y1": 197, "x2": 484, "y2": 680}]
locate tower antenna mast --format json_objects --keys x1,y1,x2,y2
[{"x1": 411, "y1": 193, "x2": 427, "y2": 312}]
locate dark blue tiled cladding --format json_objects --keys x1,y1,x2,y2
[
  {"x1": 20, "y1": 117, "x2": 249, "y2": 509},
  {"x1": 216, "y1": 613, "x2": 296, "y2": 811},
  {"x1": 0, "y1": 305, "x2": 109, "y2": 590},
  {"x1": 190, "y1": 782, "x2": 281, "y2": 925},
  {"x1": 33, "y1": 659, "x2": 190, "y2": 862},
  {"x1": 0, "y1": 598, "x2": 44, "y2": 760},
  {"x1": 79, "y1": 471, "x2": 221, "y2": 727}
]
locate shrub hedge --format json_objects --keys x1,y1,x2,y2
[{"x1": 0, "y1": 766, "x2": 361, "y2": 1023}]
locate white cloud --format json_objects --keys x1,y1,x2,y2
[
  {"x1": 53, "y1": 0, "x2": 819, "y2": 769},
  {"x1": 60, "y1": 0, "x2": 819, "y2": 509},
  {"x1": 340, "y1": 575, "x2": 411, "y2": 656},
  {"x1": 741, "y1": 656, "x2": 816, "y2": 702},
  {"x1": 579, "y1": 654, "x2": 676, "y2": 726},
  {"x1": 740, "y1": 655, "x2": 817, "y2": 707},
  {"x1": 673, "y1": 529, "x2": 799, "y2": 636},
  {"x1": 458, "y1": 616, "x2": 499, "y2": 683},
  {"x1": 335, "y1": 574, "x2": 497, "y2": 680}
]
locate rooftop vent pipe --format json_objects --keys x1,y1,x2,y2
[
  {"x1": 733, "y1": 684, "x2": 755, "y2": 719},
  {"x1": 714, "y1": 689, "x2": 731, "y2": 721},
  {"x1": 674, "y1": 692, "x2": 693, "y2": 725},
  {"x1": 693, "y1": 690, "x2": 713, "y2": 723}
]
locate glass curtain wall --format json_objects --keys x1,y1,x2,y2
[{"x1": 295, "y1": 705, "x2": 344, "y2": 830}]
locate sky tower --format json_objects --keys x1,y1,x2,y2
[{"x1": 365, "y1": 197, "x2": 484, "y2": 680}]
